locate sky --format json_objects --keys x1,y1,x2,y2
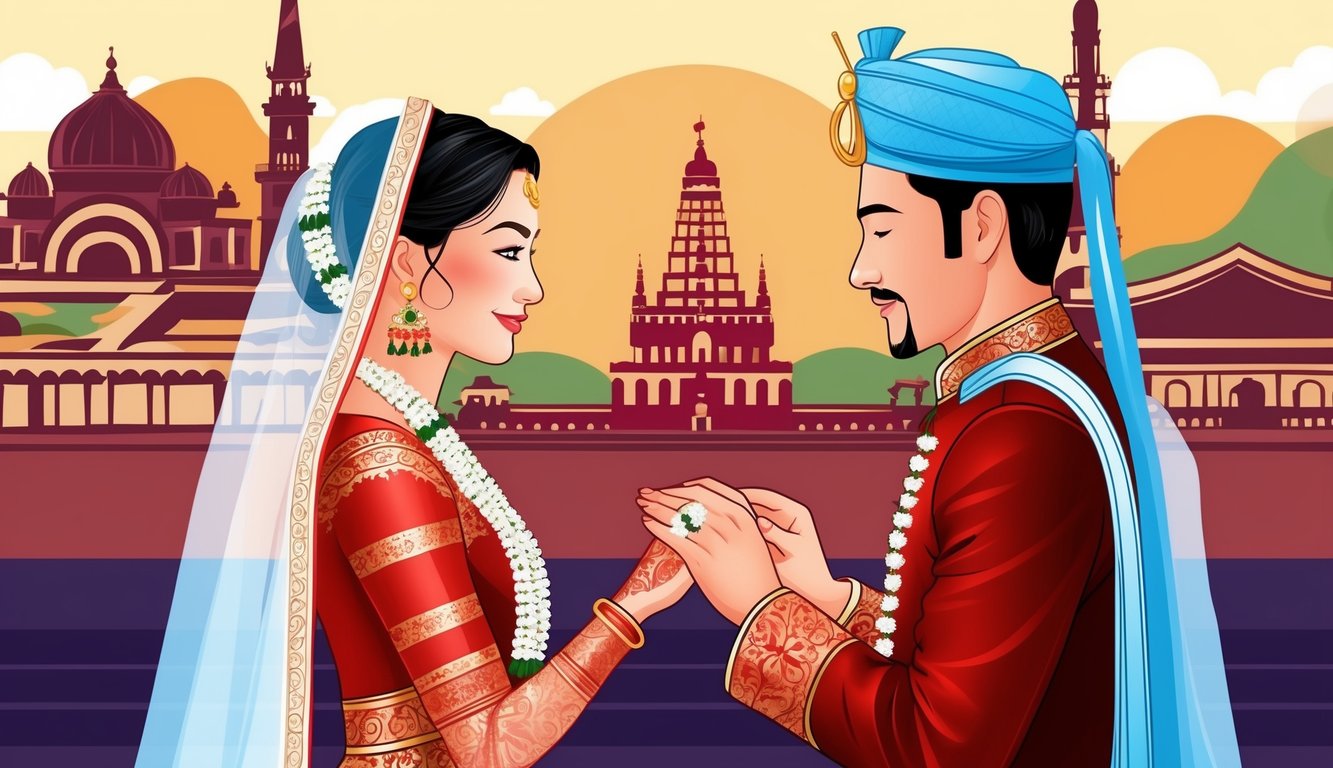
[
  {"x1": 2, "y1": 0, "x2": 1330, "y2": 166},
  {"x1": 2, "y1": 0, "x2": 1329, "y2": 364}
]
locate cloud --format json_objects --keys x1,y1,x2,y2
[
  {"x1": 0, "y1": 53, "x2": 91, "y2": 131},
  {"x1": 310, "y1": 98, "x2": 404, "y2": 164},
  {"x1": 126, "y1": 76, "x2": 160, "y2": 98},
  {"x1": 310, "y1": 95, "x2": 336, "y2": 117},
  {"x1": 489, "y1": 87, "x2": 555, "y2": 117},
  {"x1": 1110, "y1": 46, "x2": 1333, "y2": 123}
]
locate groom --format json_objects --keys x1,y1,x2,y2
[{"x1": 638, "y1": 28, "x2": 1127, "y2": 766}]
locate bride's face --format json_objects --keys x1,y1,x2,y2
[{"x1": 423, "y1": 169, "x2": 543, "y2": 365}]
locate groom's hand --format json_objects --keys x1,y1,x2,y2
[
  {"x1": 741, "y1": 487, "x2": 851, "y2": 619},
  {"x1": 637, "y1": 483, "x2": 781, "y2": 625}
]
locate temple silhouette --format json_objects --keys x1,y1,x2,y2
[{"x1": 453, "y1": 120, "x2": 919, "y2": 433}]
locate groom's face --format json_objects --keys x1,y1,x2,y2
[{"x1": 848, "y1": 166, "x2": 987, "y2": 359}]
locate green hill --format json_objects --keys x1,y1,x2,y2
[
  {"x1": 1125, "y1": 126, "x2": 1333, "y2": 281},
  {"x1": 792, "y1": 347, "x2": 944, "y2": 405},
  {"x1": 12, "y1": 302, "x2": 118, "y2": 336},
  {"x1": 438, "y1": 351, "x2": 611, "y2": 415}
]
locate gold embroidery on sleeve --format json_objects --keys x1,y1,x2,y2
[
  {"x1": 342, "y1": 688, "x2": 439, "y2": 750},
  {"x1": 388, "y1": 594, "x2": 486, "y2": 652},
  {"x1": 412, "y1": 646, "x2": 504, "y2": 693},
  {"x1": 319, "y1": 428, "x2": 454, "y2": 530},
  {"x1": 348, "y1": 519, "x2": 463, "y2": 579},
  {"x1": 726, "y1": 591, "x2": 856, "y2": 743}
]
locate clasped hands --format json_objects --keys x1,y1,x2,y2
[{"x1": 636, "y1": 478, "x2": 850, "y2": 625}]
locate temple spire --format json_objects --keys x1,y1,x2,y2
[
  {"x1": 758, "y1": 254, "x2": 768, "y2": 296},
  {"x1": 633, "y1": 254, "x2": 647, "y2": 307}
]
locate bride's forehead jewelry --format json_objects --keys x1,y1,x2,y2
[{"x1": 522, "y1": 173, "x2": 540, "y2": 209}]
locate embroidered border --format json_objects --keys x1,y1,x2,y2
[
  {"x1": 283, "y1": 96, "x2": 431, "y2": 768},
  {"x1": 319, "y1": 429, "x2": 454, "y2": 530},
  {"x1": 419, "y1": 661, "x2": 511, "y2": 727},
  {"x1": 388, "y1": 594, "x2": 486, "y2": 652},
  {"x1": 413, "y1": 646, "x2": 504, "y2": 693},
  {"x1": 347, "y1": 519, "x2": 464, "y2": 580},
  {"x1": 725, "y1": 590, "x2": 855, "y2": 742},
  {"x1": 935, "y1": 298, "x2": 1078, "y2": 402},
  {"x1": 342, "y1": 691, "x2": 438, "y2": 749}
]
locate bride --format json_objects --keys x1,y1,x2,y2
[{"x1": 134, "y1": 97, "x2": 693, "y2": 768}]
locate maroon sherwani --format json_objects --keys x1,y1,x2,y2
[{"x1": 725, "y1": 298, "x2": 1125, "y2": 767}]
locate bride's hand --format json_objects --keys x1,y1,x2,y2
[{"x1": 611, "y1": 539, "x2": 694, "y2": 624}]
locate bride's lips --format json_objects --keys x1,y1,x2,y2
[{"x1": 494, "y1": 312, "x2": 526, "y2": 334}]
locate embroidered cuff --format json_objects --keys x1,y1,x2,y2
[
  {"x1": 842, "y1": 580, "x2": 889, "y2": 647},
  {"x1": 724, "y1": 588, "x2": 856, "y2": 745}
]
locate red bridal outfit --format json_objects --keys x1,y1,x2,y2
[
  {"x1": 726, "y1": 299, "x2": 1126, "y2": 767},
  {"x1": 315, "y1": 413, "x2": 638, "y2": 767}
]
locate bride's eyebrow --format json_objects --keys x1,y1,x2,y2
[{"x1": 485, "y1": 221, "x2": 531, "y2": 238}]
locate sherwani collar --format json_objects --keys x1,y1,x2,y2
[{"x1": 934, "y1": 297, "x2": 1078, "y2": 403}]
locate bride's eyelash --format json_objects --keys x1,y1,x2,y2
[{"x1": 495, "y1": 246, "x2": 523, "y2": 261}]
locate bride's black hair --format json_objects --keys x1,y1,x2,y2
[{"x1": 287, "y1": 108, "x2": 540, "y2": 314}]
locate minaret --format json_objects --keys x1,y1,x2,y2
[
  {"x1": 255, "y1": 0, "x2": 314, "y2": 266},
  {"x1": 1063, "y1": 0, "x2": 1119, "y2": 253}
]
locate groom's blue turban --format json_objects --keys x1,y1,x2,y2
[
  {"x1": 833, "y1": 27, "x2": 1243, "y2": 768},
  {"x1": 851, "y1": 27, "x2": 1078, "y2": 183}
]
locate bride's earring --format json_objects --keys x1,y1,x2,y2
[{"x1": 388, "y1": 281, "x2": 431, "y2": 357}]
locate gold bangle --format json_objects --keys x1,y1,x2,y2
[{"x1": 592, "y1": 597, "x2": 645, "y2": 649}]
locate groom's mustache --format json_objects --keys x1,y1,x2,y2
[{"x1": 870, "y1": 287, "x2": 906, "y2": 305}]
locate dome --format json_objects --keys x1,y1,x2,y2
[
  {"x1": 161, "y1": 163, "x2": 214, "y2": 198},
  {"x1": 1074, "y1": 0, "x2": 1099, "y2": 28},
  {"x1": 48, "y1": 48, "x2": 175, "y2": 171},
  {"x1": 7, "y1": 163, "x2": 50, "y2": 198}
]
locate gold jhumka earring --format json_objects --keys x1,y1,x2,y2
[{"x1": 387, "y1": 280, "x2": 431, "y2": 356}]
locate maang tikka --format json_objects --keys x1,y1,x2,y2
[{"x1": 388, "y1": 281, "x2": 432, "y2": 356}]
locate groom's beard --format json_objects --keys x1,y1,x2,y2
[{"x1": 872, "y1": 287, "x2": 920, "y2": 358}]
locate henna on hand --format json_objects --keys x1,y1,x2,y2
[{"x1": 613, "y1": 539, "x2": 686, "y2": 604}]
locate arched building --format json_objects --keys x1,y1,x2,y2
[
  {"x1": 0, "y1": 50, "x2": 250, "y2": 276},
  {"x1": 0, "y1": 1, "x2": 316, "y2": 434}
]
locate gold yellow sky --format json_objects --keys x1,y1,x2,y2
[
  {"x1": 3, "y1": 0, "x2": 1329, "y2": 363},
  {"x1": 4, "y1": 0, "x2": 1329, "y2": 156}
]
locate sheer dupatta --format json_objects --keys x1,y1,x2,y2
[{"x1": 133, "y1": 97, "x2": 433, "y2": 768}]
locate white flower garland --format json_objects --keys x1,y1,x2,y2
[
  {"x1": 355, "y1": 359, "x2": 551, "y2": 667},
  {"x1": 298, "y1": 164, "x2": 352, "y2": 308},
  {"x1": 299, "y1": 167, "x2": 551, "y2": 673},
  {"x1": 875, "y1": 432, "x2": 939, "y2": 657}
]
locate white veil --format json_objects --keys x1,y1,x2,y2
[{"x1": 134, "y1": 97, "x2": 433, "y2": 768}]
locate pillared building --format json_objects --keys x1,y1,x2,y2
[
  {"x1": 1059, "y1": 245, "x2": 1333, "y2": 430},
  {"x1": 0, "y1": 0, "x2": 315, "y2": 433},
  {"x1": 0, "y1": 49, "x2": 250, "y2": 276}
]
